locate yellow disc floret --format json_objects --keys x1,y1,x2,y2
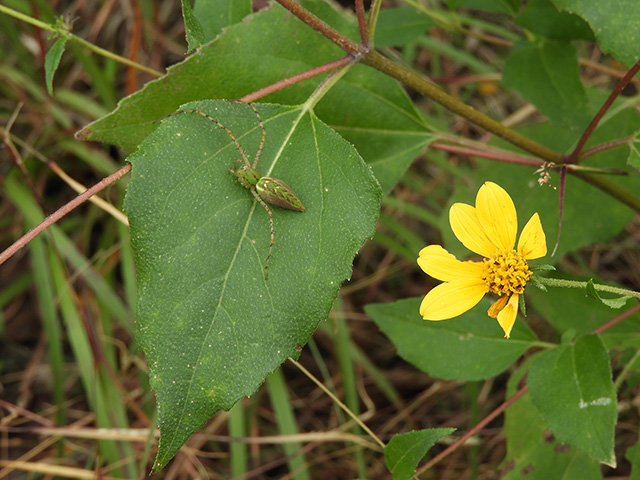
[{"x1": 482, "y1": 249, "x2": 531, "y2": 295}]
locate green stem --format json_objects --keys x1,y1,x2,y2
[
  {"x1": 536, "y1": 277, "x2": 640, "y2": 300},
  {"x1": 0, "y1": 5, "x2": 162, "y2": 78},
  {"x1": 359, "y1": 50, "x2": 563, "y2": 163}
]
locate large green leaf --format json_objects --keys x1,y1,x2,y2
[
  {"x1": 503, "y1": 40, "x2": 590, "y2": 130},
  {"x1": 384, "y1": 428, "x2": 455, "y2": 480},
  {"x1": 551, "y1": 0, "x2": 640, "y2": 66},
  {"x1": 366, "y1": 297, "x2": 537, "y2": 381},
  {"x1": 77, "y1": 0, "x2": 431, "y2": 193},
  {"x1": 374, "y1": 7, "x2": 432, "y2": 48},
  {"x1": 502, "y1": 365, "x2": 602, "y2": 479},
  {"x1": 515, "y1": 0, "x2": 594, "y2": 41},
  {"x1": 528, "y1": 334, "x2": 617, "y2": 466},
  {"x1": 124, "y1": 100, "x2": 381, "y2": 468},
  {"x1": 193, "y1": 0, "x2": 251, "y2": 43}
]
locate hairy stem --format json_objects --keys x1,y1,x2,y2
[{"x1": 536, "y1": 277, "x2": 640, "y2": 300}]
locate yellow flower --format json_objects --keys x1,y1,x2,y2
[{"x1": 417, "y1": 182, "x2": 547, "y2": 338}]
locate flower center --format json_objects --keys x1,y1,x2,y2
[{"x1": 482, "y1": 249, "x2": 531, "y2": 295}]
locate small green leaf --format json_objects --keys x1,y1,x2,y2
[
  {"x1": 384, "y1": 429, "x2": 455, "y2": 480},
  {"x1": 550, "y1": 0, "x2": 640, "y2": 66},
  {"x1": 586, "y1": 279, "x2": 632, "y2": 309},
  {"x1": 503, "y1": 40, "x2": 590, "y2": 130},
  {"x1": 519, "y1": 293, "x2": 527, "y2": 317},
  {"x1": 181, "y1": 0, "x2": 205, "y2": 52},
  {"x1": 125, "y1": 100, "x2": 381, "y2": 469},
  {"x1": 528, "y1": 275, "x2": 548, "y2": 291},
  {"x1": 528, "y1": 334, "x2": 617, "y2": 466},
  {"x1": 44, "y1": 36, "x2": 67, "y2": 96},
  {"x1": 366, "y1": 297, "x2": 537, "y2": 381}
]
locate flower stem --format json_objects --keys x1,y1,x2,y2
[{"x1": 536, "y1": 277, "x2": 640, "y2": 300}]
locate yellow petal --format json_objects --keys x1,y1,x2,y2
[
  {"x1": 420, "y1": 278, "x2": 487, "y2": 321},
  {"x1": 418, "y1": 245, "x2": 485, "y2": 282},
  {"x1": 475, "y1": 182, "x2": 517, "y2": 251},
  {"x1": 496, "y1": 294, "x2": 519, "y2": 338},
  {"x1": 517, "y1": 213, "x2": 547, "y2": 260},
  {"x1": 449, "y1": 203, "x2": 496, "y2": 258},
  {"x1": 487, "y1": 295, "x2": 508, "y2": 318}
]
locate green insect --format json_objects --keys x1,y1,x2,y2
[{"x1": 165, "y1": 102, "x2": 305, "y2": 279}]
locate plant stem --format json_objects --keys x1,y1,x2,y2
[
  {"x1": 240, "y1": 56, "x2": 354, "y2": 103},
  {"x1": 569, "y1": 59, "x2": 640, "y2": 164},
  {"x1": 0, "y1": 4, "x2": 162, "y2": 78},
  {"x1": 536, "y1": 277, "x2": 640, "y2": 300},
  {"x1": 360, "y1": 50, "x2": 563, "y2": 162},
  {"x1": 0, "y1": 163, "x2": 132, "y2": 266},
  {"x1": 274, "y1": 1, "x2": 561, "y2": 162}
]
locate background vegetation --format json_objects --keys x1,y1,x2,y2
[{"x1": 1, "y1": 0, "x2": 640, "y2": 478}]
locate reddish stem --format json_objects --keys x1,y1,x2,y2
[
  {"x1": 240, "y1": 56, "x2": 354, "y2": 103},
  {"x1": 593, "y1": 302, "x2": 640, "y2": 335},
  {"x1": 417, "y1": 386, "x2": 529, "y2": 474},
  {"x1": 355, "y1": 0, "x2": 370, "y2": 48},
  {"x1": 431, "y1": 142, "x2": 544, "y2": 167},
  {"x1": 568, "y1": 59, "x2": 640, "y2": 164},
  {"x1": 0, "y1": 163, "x2": 132, "y2": 266},
  {"x1": 580, "y1": 137, "x2": 632, "y2": 159},
  {"x1": 275, "y1": 0, "x2": 363, "y2": 55}
]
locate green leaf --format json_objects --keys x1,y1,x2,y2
[
  {"x1": 503, "y1": 40, "x2": 590, "y2": 130},
  {"x1": 193, "y1": 0, "x2": 251, "y2": 43},
  {"x1": 384, "y1": 429, "x2": 455, "y2": 480},
  {"x1": 515, "y1": 0, "x2": 594, "y2": 40},
  {"x1": 502, "y1": 365, "x2": 602, "y2": 479},
  {"x1": 528, "y1": 334, "x2": 617, "y2": 466},
  {"x1": 181, "y1": 0, "x2": 205, "y2": 52},
  {"x1": 374, "y1": 7, "x2": 432, "y2": 48},
  {"x1": 75, "y1": 0, "x2": 431, "y2": 193},
  {"x1": 550, "y1": 0, "x2": 640, "y2": 66},
  {"x1": 366, "y1": 297, "x2": 537, "y2": 381},
  {"x1": 125, "y1": 100, "x2": 382, "y2": 469},
  {"x1": 44, "y1": 36, "x2": 67, "y2": 96},
  {"x1": 585, "y1": 279, "x2": 633, "y2": 309},
  {"x1": 626, "y1": 437, "x2": 640, "y2": 480}
]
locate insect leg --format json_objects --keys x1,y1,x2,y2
[
  {"x1": 249, "y1": 188, "x2": 275, "y2": 280},
  {"x1": 162, "y1": 109, "x2": 253, "y2": 167},
  {"x1": 244, "y1": 103, "x2": 266, "y2": 169}
]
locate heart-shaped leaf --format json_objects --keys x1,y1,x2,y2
[{"x1": 124, "y1": 100, "x2": 381, "y2": 468}]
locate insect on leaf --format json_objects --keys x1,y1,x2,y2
[{"x1": 123, "y1": 99, "x2": 382, "y2": 469}]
